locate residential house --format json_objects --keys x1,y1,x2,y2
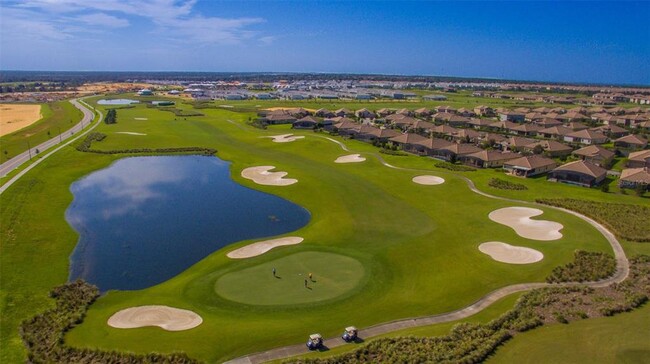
[
  {"x1": 413, "y1": 137, "x2": 453, "y2": 156},
  {"x1": 262, "y1": 111, "x2": 296, "y2": 125},
  {"x1": 614, "y1": 134, "x2": 648, "y2": 152},
  {"x1": 564, "y1": 129, "x2": 608, "y2": 145},
  {"x1": 510, "y1": 123, "x2": 543, "y2": 137},
  {"x1": 573, "y1": 145, "x2": 615, "y2": 167},
  {"x1": 459, "y1": 150, "x2": 520, "y2": 168},
  {"x1": 467, "y1": 118, "x2": 493, "y2": 129},
  {"x1": 533, "y1": 118, "x2": 563, "y2": 128},
  {"x1": 433, "y1": 143, "x2": 482, "y2": 162},
  {"x1": 503, "y1": 155, "x2": 557, "y2": 177},
  {"x1": 627, "y1": 150, "x2": 650, "y2": 168},
  {"x1": 548, "y1": 160, "x2": 607, "y2": 187},
  {"x1": 450, "y1": 128, "x2": 481, "y2": 143},
  {"x1": 414, "y1": 108, "x2": 432, "y2": 117},
  {"x1": 590, "y1": 124, "x2": 629, "y2": 139},
  {"x1": 355, "y1": 108, "x2": 376, "y2": 119},
  {"x1": 315, "y1": 108, "x2": 335, "y2": 118},
  {"x1": 334, "y1": 108, "x2": 353, "y2": 117},
  {"x1": 292, "y1": 116, "x2": 318, "y2": 129},
  {"x1": 565, "y1": 122, "x2": 590, "y2": 131},
  {"x1": 389, "y1": 133, "x2": 429, "y2": 153},
  {"x1": 537, "y1": 125, "x2": 573, "y2": 140},
  {"x1": 523, "y1": 140, "x2": 573, "y2": 157},
  {"x1": 619, "y1": 167, "x2": 650, "y2": 190},
  {"x1": 473, "y1": 105, "x2": 495, "y2": 117},
  {"x1": 499, "y1": 112, "x2": 526, "y2": 123}
]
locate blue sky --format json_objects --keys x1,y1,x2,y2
[{"x1": 1, "y1": 1, "x2": 648, "y2": 85}]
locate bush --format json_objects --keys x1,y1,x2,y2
[
  {"x1": 21, "y1": 280, "x2": 200, "y2": 363},
  {"x1": 546, "y1": 250, "x2": 617, "y2": 283},
  {"x1": 536, "y1": 199, "x2": 650, "y2": 242},
  {"x1": 76, "y1": 132, "x2": 216, "y2": 156},
  {"x1": 379, "y1": 148, "x2": 408, "y2": 156},
  {"x1": 434, "y1": 161, "x2": 476, "y2": 172},
  {"x1": 488, "y1": 178, "x2": 528, "y2": 190}
]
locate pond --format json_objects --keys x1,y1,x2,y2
[
  {"x1": 66, "y1": 156, "x2": 310, "y2": 291},
  {"x1": 97, "y1": 99, "x2": 140, "y2": 105}
]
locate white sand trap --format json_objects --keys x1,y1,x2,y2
[
  {"x1": 264, "y1": 134, "x2": 305, "y2": 143},
  {"x1": 489, "y1": 207, "x2": 563, "y2": 241},
  {"x1": 107, "y1": 305, "x2": 202, "y2": 331},
  {"x1": 241, "y1": 166, "x2": 298, "y2": 186},
  {"x1": 412, "y1": 175, "x2": 445, "y2": 185},
  {"x1": 479, "y1": 242, "x2": 544, "y2": 264},
  {"x1": 335, "y1": 154, "x2": 366, "y2": 163},
  {"x1": 134, "y1": 117, "x2": 148, "y2": 120},
  {"x1": 227, "y1": 236, "x2": 304, "y2": 259},
  {"x1": 115, "y1": 132, "x2": 147, "y2": 136}
]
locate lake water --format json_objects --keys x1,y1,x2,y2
[
  {"x1": 66, "y1": 156, "x2": 310, "y2": 291},
  {"x1": 97, "y1": 99, "x2": 140, "y2": 105}
]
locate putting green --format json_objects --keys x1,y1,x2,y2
[{"x1": 215, "y1": 252, "x2": 365, "y2": 305}]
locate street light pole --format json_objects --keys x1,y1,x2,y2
[
  {"x1": 27, "y1": 140, "x2": 32, "y2": 160},
  {"x1": 58, "y1": 127, "x2": 62, "y2": 143}
]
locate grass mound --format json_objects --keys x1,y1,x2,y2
[
  {"x1": 536, "y1": 199, "x2": 650, "y2": 242},
  {"x1": 215, "y1": 252, "x2": 365, "y2": 305},
  {"x1": 546, "y1": 250, "x2": 616, "y2": 283},
  {"x1": 488, "y1": 178, "x2": 528, "y2": 190}
]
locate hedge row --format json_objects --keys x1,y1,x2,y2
[
  {"x1": 536, "y1": 198, "x2": 650, "y2": 242},
  {"x1": 434, "y1": 161, "x2": 476, "y2": 172},
  {"x1": 488, "y1": 177, "x2": 528, "y2": 190},
  {"x1": 76, "y1": 132, "x2": 217, "y2": 156},
  {"x1": 21, "y1": 280, "x2": 199, "y2": 363}
]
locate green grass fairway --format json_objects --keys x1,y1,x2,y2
[
  {"x1": 1, "y1": 94, "x2": 648, "y2": 363},
  {"x1": 216, "y1": 251, "x2": 365, "y2": 305},
  {"x1": 487, "y1": 304, "x2": 650, "y2": 364}
]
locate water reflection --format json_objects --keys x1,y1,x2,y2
[{"x1": 67, "y1": 156, "x2": 310, "y2": 291}]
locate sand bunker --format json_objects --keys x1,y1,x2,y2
[
  {"x1": 335, "y1": 154, "x2": 366, "y2": 163},
  {"x1": 107, "y1": 305, "x2": 202, "y2": 331},
  {"x1": 489, "y1": 207, "x2": 563, "y2": 241},
  {"x1": 0, "y1": 104, "x2": 42, "y2": 136},
  {"x1": 227, "y1": 236, "x2": 304, "y2": 259},
  {"x1": 412, "y1": 175, "x2": 445, "y2": 185},
  {"x1": 265, "y1": 134, "x2": 305, "y2": 143},
  {"x1": 479, "y1": 242, "x2": 544, "y2": 264},
  {"x1": 134, "y1": 117, "x2": 148, "y2": 120},
  {"x1": 241, "y1": 166, "x2": 298, "y2": 186},
  {"x1": 115, "y1": 132, "x2": 147, "y2": 136}
]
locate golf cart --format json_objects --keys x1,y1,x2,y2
[
  {"x1": 341, "y1": 326, "x2": 358, "y2": 342},
  {"x1": 306, "y1": 333, "x2": 323, "y2": 350}
]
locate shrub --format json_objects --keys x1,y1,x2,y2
[
  {"x1": 536, "y1": 199, "x2": 650, "y2": 242},
  {"x1": 488, "y1": 178, "x2": 528, "y2": 190},
  {"x1": 76, "y1": 132, "x2": 216, "y2": 156},
  {"x1": 546, "y1": 250, "x2": 617, "y2": 283},
  {"x1": 434, "y1": 161, "x2": 476, "y2": 172},
  {"x1": 379, "y1": 148, "x2": 408, "y2": 156}
]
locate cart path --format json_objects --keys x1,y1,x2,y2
[{"x1": 223, "y1": 137, "x2": 628, "y2": 364}]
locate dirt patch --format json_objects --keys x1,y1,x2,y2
[
  {"x1": 479, "y1": 241, "x2": 544, "y2": 264},
  {"x1": 0, "y1": 104, "x2": 42, "y2": 136},
  {"x1": 228, "y1": 237, "x2": 304, "y2": 259},
  {"x1": 489, "y1": 207, "x2": 563, "y2": 241},
  {"x1": 335, "y1": 154, "x2": 366, "y2": 163},
  {"x1": 412, "y1": 175, "x2": 445, "y2": 185},
  {"x1": 241, "y1": 166, "x2": 298, "y2": 186},
  {"x1": 107, "y1": 305, "x2": 202, "y2": 331}
]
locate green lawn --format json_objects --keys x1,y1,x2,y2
[
  {"x1": 1, "y1": 95, "x2": 647, "y2": 363},
  {"x1": 487, "y1": 304, "x2": 650, "y2": 364},
  {"x1": 0, "y1": 100, "x2": 83, "y2": 161}
]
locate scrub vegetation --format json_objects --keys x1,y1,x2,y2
[{"x1": 488, "y1": 178, "x2": 528, "y2": 191}]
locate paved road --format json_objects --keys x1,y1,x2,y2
[
  {"x1": 0, "y1": 99, "x2": 102, "y2": 195},
  {"x1": 224, "y1": 138, "x2": 629, "y2": 364},
  {"x1": 0, "y1": 98, "x2": 94, "y2": 178}
]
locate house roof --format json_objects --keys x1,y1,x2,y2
[
  {"x1": 465, "y1": 150, "x2": 520, "y2": 162},
  {"x1": 507, "y1": 136, "x2": 537, "y2": 147},
  {"x1": 620, "y1": 168, "x2": 650, "y2": 184},
  {"x1": 414, "y1": 107, "x2": 431, "y2": 114},
  {"x1": 573, "y1": 145, "x2": 615, "y2": 159},
  {"x1": 441, "y1": 143, "x2": 482, "y2": 155},
  {"x1": 490, "y1": 120, "x2": 518, "y2": 130},
  {"x1": 628, "y1": 150, "x2": 650, "y2": 162},
  {"x1": 505, "y1": 155, "x2": 556, "y2": 170},
  {"x1": 410, "y1": 120, "x2": 436, "y2": 130},
  {"x1": 297, "y1": 116, "x2": 319, "y2": 123},
  {"x1": 552, "y1": 160, "x2": 607, "y2": 178},
  {"x1": 415, "y1": 137, "x2": 453, "y2": 150},
  {"x1": 452, "y1": 128, "x2": 481, "y2": 139},
  {"x1": 614, "y1": 134, "x2": 648, "y2": 146},
  {"x1": 591, "y1": 124, "x2": 628, "y2": 134},
  {"x1": 389, "y1": 133, "x2": 428, "y2": 144},
  {"x1": 368, "y1": 128, "x2": 401, "y2": 138},
  {"x1": 511, "y1": 123, "x2": 543, "y2": 132},
  {"x1": 468, "y1": 118, "x2": 493, "y2": 127},
  {"x1": 534, "y1": 118, "x2": 563, "y2": 127},
  {"x1": 527, "y1": 140, "x2": 572, "y2": 153},
  {"x1": 431, "y1": 124, "x2": 460, "y2": 135},
  {"x1": 335, "y1": 108, "x2": 352, "y2": 114},
  {"x1": 538, "y1": 125, "x2": 573, "y2": 136},
  {"x1": 566, "y1": 129, "x2": 607, "y2": 140}
]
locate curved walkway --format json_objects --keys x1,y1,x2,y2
[
  {"x1": 225, "y1": 136, "x2": 629, "y2": 364},
  {"x1": 0, "y1": 99, "x2": 102, "y2": 195}
]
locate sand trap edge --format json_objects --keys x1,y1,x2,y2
[
  {"x1": 228, "y1": 237, "x2": 304, "y2": 259},
  {"x1": 479, "y1": 241, "x2": 544, "y2": 264},
  {"x1": 107, "y1": 305, "x2": 203, "y2": 331}
]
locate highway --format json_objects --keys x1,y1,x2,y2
[{"x1": 0, "y1": 98, "x2": 94, "y2": 178}]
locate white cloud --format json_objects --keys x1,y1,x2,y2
[
  {"x1": 76, "y1": 13, "x2": 130, "y2": 28},
  {"x1": 6, "y1": 0, "x2": 269, "y2": 44}
]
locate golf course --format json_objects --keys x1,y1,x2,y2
[{"x1": 1, "y1": 94, "x2": 648, "y2": 364}]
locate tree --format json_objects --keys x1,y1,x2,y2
[
  {"x1": 634, "y1": 184, "x2": 646, "y2": 197},
  {"x1": 600, "y1": 183, "x2": 609, "y2": 193},
  {"x1": 104, "y1": 109, "x2": 117, "y2": 124},
  {"x1": 532, "y1": 144, "x2": 545, "y2": 155}
]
